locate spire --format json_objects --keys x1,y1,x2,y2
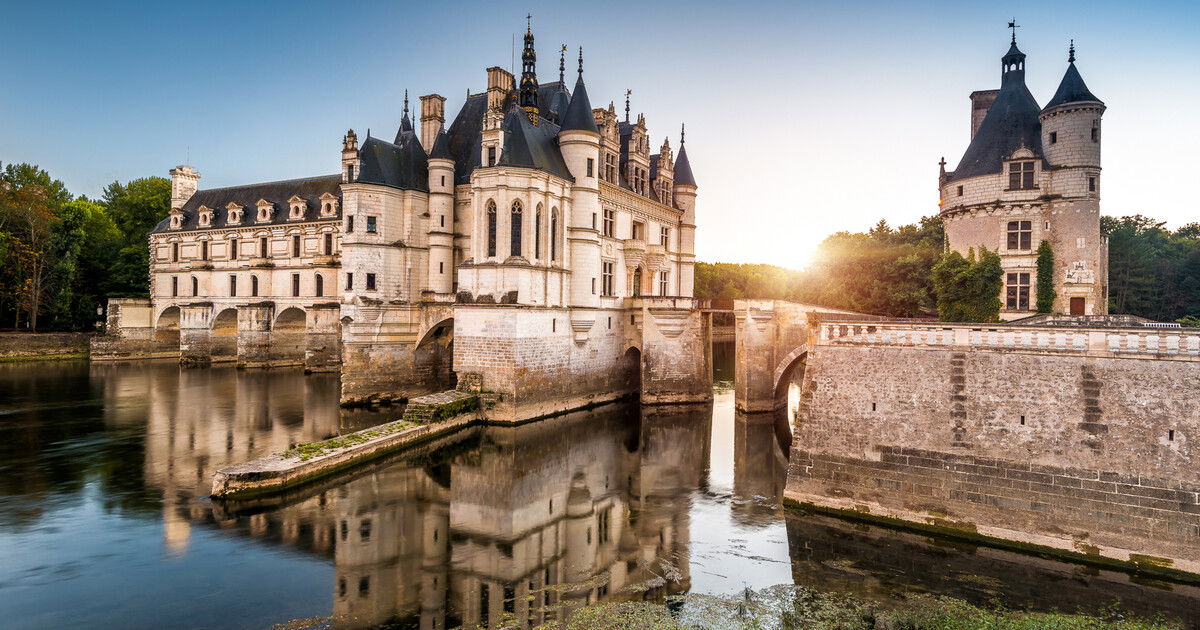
[
  {"x1": 518, "y1": 14, "x2": 540, "y2": 125},
  {"x1": 559, "y1": 44, "x2": 566, "y2": 84},
  {"x1": 394, "y1": 89, "x2": 414, "y2": 144},
  {"x1": 1068, "y1": 39, "x2": 1076, "y2": 63},
  {"x1": 674, "y1": 123, "x2": 696, "y2": 187},
  {"x1": 624, "y1": 89, "x2": 631, "y2": 123},
  {"x1": 560, "y1": 46, "x2": 598, "y2": 133}
]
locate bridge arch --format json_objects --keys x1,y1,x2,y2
[
  {"x1": 414, "y1": 317, "x2": 456, "y2": 391},
  {"x1": 621, "y1": 346, "x2": 642, "y2": 398},
  {"x1": 210, "y1": 307, "x2": 238, "y2": 362},
  {"x1": 772, "y1": 346, "x2": 808, "y2": 401},
  {"x1": 155, "y1": 306, "x2": 180, "y2": 345},
  {"x1": 272, "y1": 307, "x2": 307, "y2": 365}
]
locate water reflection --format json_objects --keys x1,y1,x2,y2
[{"x1": 1, "y1": 361, "x2": 1198, "y2": 630}]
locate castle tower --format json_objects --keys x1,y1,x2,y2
[
  {"x1": 420, "y1": 94, "x2": 446, "y2": 153},
  {"x1": 558, "y1": 48, "x2": 602, "y2": 320},
  {"x1": 1039, "y1": 42, "x2": 1107, "y2": 315},
  {"x1": 427, "y1": 127, "x2": 456, "y2": 297},
  {"x1": 672, "y1": 125, "x2": 697, "y2": 298}
]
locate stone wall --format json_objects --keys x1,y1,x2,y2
[
  {"x1": 340, "y1": 302, "x2": 455, "y2": 405},
  {"x1": 786, "y1": 335, "x2": 1200, "y2": 575},
  {"x1": 0, "y1": 332, "x2": 92, "y2": 360}
]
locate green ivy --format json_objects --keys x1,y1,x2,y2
[{"x1": 1036, "y1": 240, "x2": 1056, "y2": 313}]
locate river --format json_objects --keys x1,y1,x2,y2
[{"x1": 0, "y1": 355, "x2": 1196, "y2": 629}]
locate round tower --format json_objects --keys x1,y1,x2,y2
[
  {"x1": 672, "y1": 125, "x2": 698, "y2": 297},
  {"x1": 558, "y1": 49, "x2": 602, "y2": 319},
  {"x1": 1040, "y1": 42, "x2": 1105, "y2": 173},
  {"x1": 427, "y1": 127, "x2": 456, "y2": 296}
]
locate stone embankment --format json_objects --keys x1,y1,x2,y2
[
  {"x1": 211, "y1": 389, "x2": 489, "y2": 498},
  {"x1": 0, "y1": 332, "x2": 93, "y2": 361}
]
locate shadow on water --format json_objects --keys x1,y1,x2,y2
[{"x1": 0, "y1": 360, "x2": 1196, "y2": 629}]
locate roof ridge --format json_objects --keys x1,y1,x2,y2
[{"x1": 194, "y1": 174, "x2": 341, "y2": 194}]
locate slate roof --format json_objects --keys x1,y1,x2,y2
[
  {"x1": 1044, "y1": 62, "x2": 1102, "y2": 110},
  {"x1": 497, "y1": 106, "x2": 574, "y2": 181},
  {"x1": 357, "y1": 134, "x2": 429, "y2": 191},
  {"x1": 948, "y1": 53, "x2": 1045, "y2": 182},
  {"x1": 674, "y1": 144, "x2": 696, "y2": 187},
  {"x1": 151, "y1": 175, "x2": 343, "y2": 234},
  {"x1": 429, "y1": 128, "x2": 453, "y2": 160},
  {"x1": 560, "y1": 76, "x2": 598, "y2": 133}
]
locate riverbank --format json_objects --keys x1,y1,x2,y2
[{"x1": 0, "y1": 332, "x2": 92, "y2": 362}]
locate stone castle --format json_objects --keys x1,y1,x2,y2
[
  {"x1": 98, "y1": 22, "x2": 712, "y2": 418},
  {"x1": 940, "y1": 35, "x2": 1107, "y2": 319}
]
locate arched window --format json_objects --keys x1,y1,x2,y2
[
  {"x1": 535, "y1": 205, "x2": 543, "y2": 260},
  {"x1": 191, "y1": 276, "x2": 199, "y2": 297},
  {"x1": 486, "y1": 200, "x2": 497, "y2": 257},
  {"x1": 315, "y1": 274, "x2": 324, "y2": 297},
  {"x1": 251, "y1": 275, "x2": 259, "y2": 297},
  {"x1": 510, "y1": 200, "x2": 523, "y2": 257},
  {"x1": 550, "y1": 209, "x2": 559, "y2": 262},
  {"x1": 172, "y1": 242, "x2": 179, "y2": 262}
]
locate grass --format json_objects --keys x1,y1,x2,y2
[{"x1": 283, "y1": 420, "x2": 418, "y2": 461}]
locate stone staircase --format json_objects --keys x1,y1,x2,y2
[{"x1": 402, "y1": 390, "x2": 481, "y2": 424}]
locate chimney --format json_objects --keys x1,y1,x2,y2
[
  {"x1": 419, "y1": 94, "x2": 446, "y2": 153},
  {"x1": 169, "y1": 165, "x2": 200, "y2": 210},
  {"x1": 969, "y1": 90, "x2": 999, "y2": 139},
  {"x1": 486, "y1": 66, "x2": 514, "y2": 112}
]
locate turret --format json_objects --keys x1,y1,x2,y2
[
  {"x1": 170, "y1": 165, "x2": 200, "y2": 210},
  {"x1": 673, "y1": 125, "x2": 697, "y2": 297},
  {"x1": 558, "y1": 48, "x2": 602, "y2": 324},
  {"x1": 427, "y1": 127, "x2": 455, "y2": 296},
  {"x1": 341, "y1": 129, "x2": 359, "y2": 183},
  {"x1": 1040, "y1": 41, "x2": 1104, "y2": 171}
]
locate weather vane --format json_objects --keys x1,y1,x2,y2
[{"x1": 1008, "y1": 18, "x2": 1020, "y2": 43}]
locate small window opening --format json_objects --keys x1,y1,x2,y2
[
  {"x1": 871, "y1": 402, "x2": 876, "y2": 411},
  {"x1": 1168, "y1": 430, "x2": 1175, "y2": 442},
  {"x1": 1088, "y1": 176, "x2": 1096, "y2": 192},
  {"x1": 1020, "y1": 415, "x2": 1026, "y2": 425},
  {"x1": 366, "y1": 273, "x2": 376, "y2": 291},
  {"x1": 366, "y1": 216, "x2": 377, "y2": 233},
  {"x1": 1049, "y1": 131, "x2": 1057, "y2": 144},
  {"x1": 956, "y1": 185, "x2": 963, "y2": 196},
  {"x1": 1091, "y1": 127, "x2": 1098, "y2": 142},
  {"x1": 552, "y1": 319, "x2": 556, "y2": 333}
]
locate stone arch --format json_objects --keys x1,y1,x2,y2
[
  {"x1": 772, "y1": 347, "x2": 808, "y2": 406},
  {"x1": 272, "y1": 307, "x2": 307, "y2": 365},
  {"x1": 155, "y1": 306, "x2": 181, "y2": 345},
  {"x1": 415, "y1": 318, "x2": 456, "y2": 391},
  {"x1": 621, "y1": 346, "x2": 642, "y2": 398},
  {"x1": 210, "y1": 308, "x2": 238, "y2": 362}
]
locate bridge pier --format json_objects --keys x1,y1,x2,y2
[
  {"x1": 179, "y1": 303, "x2": 215, "y2": 366},
  {"x1": 236, "y1": 302, "x2": 275, "y2": 368},
  {"x1": 339, "y1": 302, "x2": 455, "y2": 405},
  {"x1": 304, "y1": 303, "x2": 342, "y2": 372}
]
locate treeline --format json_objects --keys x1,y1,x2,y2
[
  {"x1": 0, "y1": 162, "x2": 169, "y2": 331},
  {"x1": 697, "y1": 214, "x2": 1200, "y2": 325}
]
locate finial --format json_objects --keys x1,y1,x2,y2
[
  {"x1": 559, "y1": 44, "x2": 566, "y2": 83},
  {"x1": 526, "y1": 13, "x2": 531, "y2": 35},
  {"x1": 625, "y1": 89, "x2": 632, "y2": 123},
  {"x1": 680, "y1": 123, "x2": 685, "y2": 145},
  {"x1": 1068, "y1": 39, "x2": 1076, "y2": 63},
  {"x1": 577, "y1": 46, "x2": 583, "y2": 77},
  {"x1": 403, "y1": 89, "x2": 409, "y2": 117},
  {"x1": 1008, "y1": 18, "x2": 1020, "y2": 43}
]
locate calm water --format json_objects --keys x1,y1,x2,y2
[{"x1": 1, "y1": 357, "x2": 1197, "y2": 629}]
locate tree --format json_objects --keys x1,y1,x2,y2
[
  {"x1": 101, "y1": 177, "x2": 170, "y2": 298},
  {"x1": 933, "y1": 248, "x2": 1002, "y2": 322},
  {"x1": 1035, "y1": 240, "x2": 1056, "y2": 313}
]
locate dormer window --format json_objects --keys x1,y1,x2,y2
[
  {"x1": 256, "y1": 199, "x2": 274, "y2": 223},
  {"x1": 288, "y1": 195, "x2": 306, "y2": 221},
  {"x1": 197, "y1": 205, "x2": 212, "y2": 227},
  {"x1": 226, "y1": 202, "x2": 244, "y2": 225},
  {"x1": 319, "y1": 193, "x2": 339, "y2": 218},
  {"x1": 169, "y1": 209, "x2": 183, "y2": 230},
  {"x1": 1008, "y1": 161, "x2": 1035, "y2": 190}
]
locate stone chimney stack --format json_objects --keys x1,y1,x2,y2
[
  {"x1": 486, "y1": 67, "x2": 514, "y2": 113},
  {"x1": 419, "y1": 94, "x2": 446, "y2": 153},
  {"x1": 169, "y1": 165, "x2": 200, "y2": 210},
  {"x1": 969, "y1": 90, "x2": 999, "y2": 139}
]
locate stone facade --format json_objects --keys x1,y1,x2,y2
[
  {"x1": 785, "y1": 318, "x2": 1200, "y2": 575},
  {"x1": 940, "y1": 38, "x2": 1107, "y2": 320}
]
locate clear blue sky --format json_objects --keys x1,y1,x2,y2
[{"x1": 2, "y1": 0, "x2": 1197, "y2": 267}]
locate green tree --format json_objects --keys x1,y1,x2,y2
[
  {"x1": 101, "y1": 177, "x2": 170, "y2": 297},
  {"x1": 1035, "y1": 240, "x2": 1056, "y2": 313},
  {"x1": 933, "y1": 247, "x2": 1002, "y2": 322}
]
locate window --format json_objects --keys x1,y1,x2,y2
[
  {"x1": 315, "y1": 274, "x2": 324, "y2": 297},
  {"x1": 602, "y1": 209, "x2": 615, "y2": 237},
  {"x1": 172, "y1": 242, "x2": 179, "y2": 262},
  {"x1": 550, "y1": 211, "x2": 559, "y2": 261},
  {"x1": 200, "y1": 241, "x2": 209, "y2": 261},
  {"x1": 956, "y1": 185, "x2": 963, "y2": 197},
  {"x1": 251, "y1": 275, "x2": 259, "y2": 297},
  {"x1": 439, "y1": 261, "x2": 444, "y2": 274},
  {"x1": 366, "y1": 273, "x2": 376, "y2": 291},
  {"x1": 346, "y1": 215, "x2": 354, "y2": 233},
  {"x1": 487, "y1": 146, "x2": 496, "y2": 166},
  {"x1": 292, "y1": 235, "x2": 301, "y2": 257},
  {"x1": 1049, "y1": 131, "x2": 1057, "y2": 144},
  {"x1": 359, "y1": 576, "x2": 370, "y2": 597},
  {"x1": 365, "y1": 216, "x2": 377, "y2": 233},
  {"x1": 171, "y1": 276, "x2": 178, "y2": 297},
  {"x1": 324, "y1": 233, "x2": 333, "y2": 255},
  {"x1": 346, "y1": 164, "x2": 354, "y2": 181},
  {"x1": 659, "y1": 271, "x2": 669, "y2": 296},
  {"x1": 631, "y1": 221, "x2": 643, "y2": 240},
  {"x1": 292, "y1": 273, "x2": 300, "y2": 297},
  {"x1": 191, "y1": 276, "x2": 199, "y2": 297},
  {"x1": 345, "y1": 273, "x2": 353, "y2": 290},
  {"x1": 360, "y1": 519, "x2": 371, "y2": 542},
  {"x1": 605, "y1": 153, "x2": 616, "y2": 182},
  {"x1": 591, "y1": 278, "x2": 596, "y2": 294},
  {"x1": 535, "y1": 209, "x2": 542, "y2": 259},
  {"x1": 439, "y1": 214, "x2": 445, "y2": 227},
  {"x1": 230, "y1": 275, "x2": 237, "y2": 297},
  {"x1": 230, "y1": 238, "x2": 239, "y2": 259},
  {"x1": 1006, "y1": 220, "x2": 1032, "y2": 250},
  {"x1": 1088, "y1": 176, "x2": 1097, "y2": 193},
  {"x1": 1008, "y1": 161, "x2": 1035, "y2": 190},
  {"x1": 1091, "y1": 126, "x2": 1098, "y2": 142},
  {"x1": 1006, "y1": 272, "x2": 1031, "y2": 310},
  {"x1": 486, "y1": 201, "x2": 497, "y2": 257},
  {"x1": 660, "y1": 226, "x2": 669, "y2": 247},
  {"x1": 259, "y1": 237, "x2": 268, "y2": 258},
  {"x1": 510, "y1": 201, "x2": 523, "y2": 257},
  {"x1": 601, "y1": 261, "x2": 614, "y2": 296},
  {"x1": 586, "y1": 158, "x2": 594, "y2": 177},
  {"x1": 598, "y1": 507, "x2": 611, "y2": 544}
]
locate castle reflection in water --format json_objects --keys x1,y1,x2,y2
[{"x1": 91, "y1": 362, "x2": 726, "y2": 629}]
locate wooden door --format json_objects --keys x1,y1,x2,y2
[{"x1": 1070, "y1": 297, "x2": 1085, "y2": 315}]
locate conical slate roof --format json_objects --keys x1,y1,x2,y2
[
  {"x1": 560, "y1": 75, "x2": 598, "y2": 133},
  {"x1": 674, "y1": 144, "x2": 697, "y2": 187},
  {"x1": 429, "y1": 127, "x2": 453, "y2": 160},
  {"x1": 497, "y1": 106, "x2": 573, "y2": 181},
  {"x1": 1044, "y1": 63, "x2": 1102, "y2": 110},
  {"x1": 949, "y1": 60, "x2": 1044, "y2": 181},
  {"x1": 357, "y1": 134, "x2": 428, "y2": 191}
]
